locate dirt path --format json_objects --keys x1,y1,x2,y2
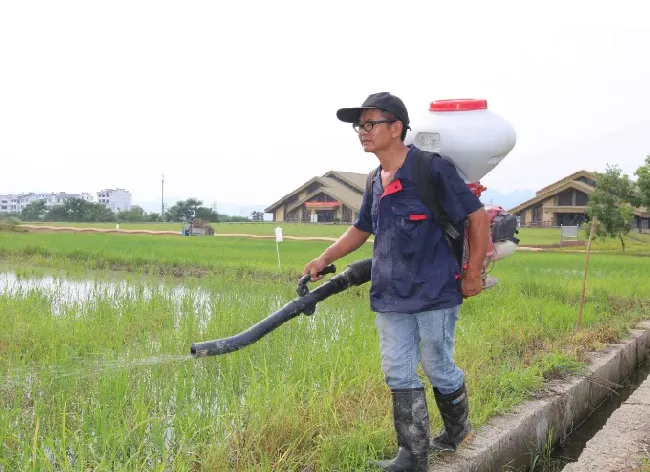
[
  {"x1": 18, "y1": 225, "x2": 559, "y2": 250},
  {"x1": 20, "y1": 224, "x2": 181, "y2": 236},
  {"x1": 18, "y1": 225, "x2": 348, "y2": 242}
]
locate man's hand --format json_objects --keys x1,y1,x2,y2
[
  {"x1": 461, "y1": 271, "x2": 483, "y2": 298},
  {"x1": 303, "y1": 256, "x2": 329, "y2": 281},
  {"x1": 302, "y1": 226, "x2": 370, "y2": 281}
]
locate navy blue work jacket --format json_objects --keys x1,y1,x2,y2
[{"x1": 354, "y1": 145, "x2": 484, "y2": 314}]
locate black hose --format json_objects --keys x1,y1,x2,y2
[{"x1": 190, "y1": 258, "x2": 372, "y2": 357}]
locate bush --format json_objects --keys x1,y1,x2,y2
[{"x1": 0, "y1": 217, "x2": 27, "y2": 232}]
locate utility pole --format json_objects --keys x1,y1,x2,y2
[{"x1": 161, "y1": 173, "x2": 165, "y2": 217}]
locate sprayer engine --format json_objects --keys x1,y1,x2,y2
[
  {"x1": 457, "y1": 204, "x2": 520, "y2": 289},
  {"x1": 488, "y1": 205, "x2": 520, "y2": 259}
]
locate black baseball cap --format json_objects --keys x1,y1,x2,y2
[{"x1": 336, "y1": 92, "x2": 410, "y2": 128}]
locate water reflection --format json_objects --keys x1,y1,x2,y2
[
  {"x1": 0, "y1": 267, "x2": 346, "y2": 392},
  {"x1": 0, "y1": 269, "x2": 289, "y2": 318},
  {"x1": 0, "y1": 270, "x2": 217, "y2": 318}
]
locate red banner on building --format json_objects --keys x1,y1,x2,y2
[{"x1": 304, "y1": 201, "x2": 340, "y2": 208}]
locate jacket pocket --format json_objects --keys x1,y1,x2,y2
[
  {"x1": 394, "y1": 206, "x2": 429, "y2": 252},
  {"x1": 392, "y1": 205, "x2": 430, "y2": 297}
]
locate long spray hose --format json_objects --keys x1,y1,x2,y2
[{"x1": 190, "y1": 258, "x2": 372, "y2": 358}]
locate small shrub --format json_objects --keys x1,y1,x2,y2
[{"x1": 0, "y1": 217, "x2": 27, "y2": 232}]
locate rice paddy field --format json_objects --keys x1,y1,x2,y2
[
  {"x1": 18, "y1": 221, "x2": 565, "y2": 246},
  {"x1": 1, "y1": 229, "x2": 650, "y2": 471},
  {"x1": 16, "y1": 220, "x2": 650, "y2": 251}
]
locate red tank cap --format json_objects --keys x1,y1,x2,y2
[{"x1": 429, "y1": 99, "x2": 488, "y2": 112}]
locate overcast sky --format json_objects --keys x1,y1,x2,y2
[{"x1": 1, "y1": 1, "x2": 648, "y2": 210}]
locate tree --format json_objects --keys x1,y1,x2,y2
[
  {"x1": 635, "y1": 155, "x2": 650, "y2": 209},
  {"x1": 86, "y1": 203, "x2": 116, "y2": 222},
  {"x1": 40, "y1": 198, "x2": 115, "y2": 222},
  {"x1": 21, "y1": 200, "x2": 47, "y2": 221},
  {"x1": 195, "y1": 206, "x2": 219, "y2": 222},
  {"x1": 165, "y1": 198, "x2": 205, "y2": 222},
  {"x1": 44, "y1": 205, "x2": 69, "y2": 221},
  {"x1": 250, "y1": 211, "x2": 264, "y2": 221},
  {"x1": 585, "y1": 164, "x2": 636, "y2": 251},
  {"x1": 117, "y1": 206, "x2": 146, "y2": 222},
  {"x1": 62, "y1": 198, "x2": 115, "y2": 222},
  {"x1": 64, "y1": 198, "x2": 93, "y2": 222},
  {"x1": 219, "y1": 214, "x2": 251, "y2": 222}
]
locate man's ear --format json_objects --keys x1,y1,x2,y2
[{"x1": 392, "y1": 121, "x2": 403, "y2": 139}]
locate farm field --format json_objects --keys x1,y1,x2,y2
[
  {"x1": 12, "y1": 220, "x2": 650, "y2": 254},
  {"x1": 16, "y1": 220, "x2": 563, "y2": 245},
  {"x1": 21, "y1": 221, "x2": 353, "y2": 238},
  {"x1": 560, "y1": 231, "x2": 650, "y2": 255},
  {"x1": 1, "y1": 232, "x2": 650, "y2": 470},
  {"x1": 0, "y1": 232, "x2": 371, "y2": 279}
]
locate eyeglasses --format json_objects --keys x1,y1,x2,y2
[{"x1": 352, "y1": 120, "x2": 397, "y2": 133}]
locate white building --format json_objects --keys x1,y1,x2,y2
[
  {"x1": 0, "y1": 192, "x2": 93, "y2": 213},
  {"x1": 96, "y1": 189, "x2": 131, "y2": 212}
]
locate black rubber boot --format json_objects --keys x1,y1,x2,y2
[
  {"x1": 429, "y1": 382, "x2": 473, "y2": 453},
  {"x1": 369, "y1": 388, "x2": 430, "y2": 471}
]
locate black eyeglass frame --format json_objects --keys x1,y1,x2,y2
[{"x1": 352, "y1": 120, "x2": 397, "y2": 133}]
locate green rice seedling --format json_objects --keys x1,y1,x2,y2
[{"x1": 1, "y1": 235, "x2": 649, "y2": 470}]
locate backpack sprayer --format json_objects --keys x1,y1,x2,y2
[
  {"x1": 404, "y1": 99, "x2": 519, "y2": 288},
  {"x1": 191, "y1": 98, "x2": 518, "y2": 358}
]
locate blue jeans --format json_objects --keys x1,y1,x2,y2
[{"x1": 375, "y1": 305, "x2": 464, "y2": 395}]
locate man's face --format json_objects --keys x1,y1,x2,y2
[{"x1": 356, "y1": 109, "x2": 401, "y2": 153}]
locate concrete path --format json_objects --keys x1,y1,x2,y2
[{"x1": 563, "y1": 373, "x2": 650, "y2": 471}]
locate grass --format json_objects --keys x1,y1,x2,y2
[
  {"x1": 639, "y1": 454, "x2": 650, "y2": 472},
  {"x1": 17, "y1": 221, "x2": 566, "y2": 246},
  {"x1": 1, "y1": 233, "x2": 650, "y2": 470},
  {"x1": 4, "y1": 226, "x2": 649, "y2": 281},
  {"x1": 519, "y1": 227, "x2": 562, "y2": 245},
  {"x1": 21, "y1": 221, "x2": 556, "y2": 243},
  {"x1": 567, "y1": 231, "x2": 650, "y2": 255},
  {"x1": 0, "y1": 231, "x2": 372, "y2": 279},
  {"x1": 0, "y1": 217, "x2": 28, "y2": 233},
  {"x1": 18, "y1": 220, "x2": 650, "y2": 250},
  {"x1": 21, "y1": 221, "x2": 353, "y2": 238}
]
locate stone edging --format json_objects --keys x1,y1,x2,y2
[{"x1": 431, "y1": 320, "x2": 650, "y2": 471}]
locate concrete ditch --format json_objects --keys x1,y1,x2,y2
[
  {"x1": 562, "y1": 365, "x2": 650, "y2": 471},
  {"x1": 430, "y1": 320, "x2": 650, "y2": 472}
]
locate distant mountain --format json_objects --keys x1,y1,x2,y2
[{"x1": 479, "y1": 189, "x2": 534, "y2": 210}]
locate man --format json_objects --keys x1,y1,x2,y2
[{"x1": 303, "y1": 92, "x2": 490, "y2": 471}]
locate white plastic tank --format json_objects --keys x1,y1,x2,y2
[{"x1": 404, "y1": 99, "x2": 517, "y2": 183}]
